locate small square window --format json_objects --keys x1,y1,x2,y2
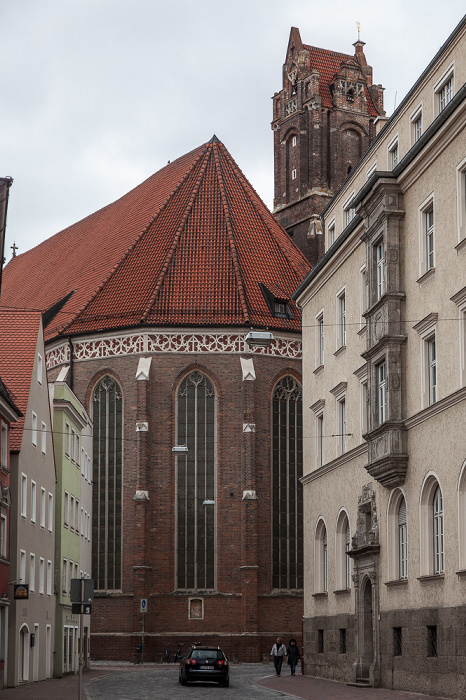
[
  {"x1": 273, "y1": 301, "x2": 288, "y2": 318},
  {"x1": 291, "y1": 168, "x2": 297, "y2": 180},
  {"x1": 437, "y1": 74, "x2": 453, "y2": 113},
  {"x1": 37, "y1": 353, "x2": 43, "y2": 385},
  {"x1": 291, "y1": 136, "x2": 297, "y2": 147},
  {"x1": 41, "y1": 422, "x2": 47, "y2": 455}
]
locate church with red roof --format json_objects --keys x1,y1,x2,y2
[{"x1": 1, "y1": 136, "x2": 311, "y2": 661}]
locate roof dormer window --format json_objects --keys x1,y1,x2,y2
[{"x1": 259, "y1": 282, "x2": 292, "y2": 319}]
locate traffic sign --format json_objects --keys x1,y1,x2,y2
[{"x1": 140, "y1": 598, "x2": 147, "y2": 613}]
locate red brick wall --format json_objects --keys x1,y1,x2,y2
[{"x1": 69, "y1": 348, "x2": 303, "y2": 662}]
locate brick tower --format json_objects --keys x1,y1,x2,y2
[{"x1": 272, "y1": 27, "x2": 384, "y2": 263}]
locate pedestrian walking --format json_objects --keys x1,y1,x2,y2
[
  {"x1": 270, "y1": 636, "x2": 287, "y2": 676},
  {"x1": 286, "y1": 638, "x2": 300, "y2": 675}
]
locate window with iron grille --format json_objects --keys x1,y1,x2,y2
[
  {"x1": 318, "y1": 629, "x2": 324, "y2": 654},
  {"x1": 393, "y1": 627, "x2": 402, "y2": 656},
  {"x1": 176, "y1": 371, "x2": 216, "y2": 590},
  {"x1": 272, "y1": 376, "x2": 303, "y2": 589},
  {"x1": 92, "y1": 376, "x2": 123, "y2": 590},
  {"x1": 339, "y1": 628, "x2": 347, "y2": 654},
  {"x1": 427, "y1": 625, "x2": 438, "y2": 657}
]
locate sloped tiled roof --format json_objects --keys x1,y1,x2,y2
[
  {"x1": 0, "y1": 375, "x2": 21, "y2": 418},
  {"x1": 0, "y1": 309, "x2": 41, "y2": 450},
  {"x1": 303, "y1": 44, "x2": 379, "y2": 117},
  {"x1": 1, "y1": 139, "x2": 310, "y2": 338}
]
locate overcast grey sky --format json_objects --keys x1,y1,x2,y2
[{"x1": 1, "y1": 1, "x2": 464, "y2": 259}]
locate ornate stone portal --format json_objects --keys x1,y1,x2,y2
[{"x1": 349, "y1": 484, "x2": 380, "y2": 687}]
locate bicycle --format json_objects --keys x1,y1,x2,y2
[{"x1": 173, "y1": 642, "x2": 183, "y2": 663}]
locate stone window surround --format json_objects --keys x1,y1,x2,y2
[
  {"x1": 310, "y1": 399, "x2": 325, "y2": 470},
  {"x1": 335, "y1": 509, "x2": 351, "y2": 592},
  {"x1": 450, "y1": 285, "x2": 466, "y2": 387},
  {"x1": 386, "y1": 487, "x2": 408, "y2": 582},
  {"x1": 335, "y1": 286, "x2": 347, "y2": 351},
  {"x1": 387, "y1": 134, "x2": 399, "y2": 170},
  {"x1": 314, "y1": 518, "x2": 328, "y2": 594},
  {"x1": 315, "y1": 308, "x2": 324, "y2": 369},
  {"x1": 419, "y1": 472, "x2": 444, "y2": 577},
  {"x1": 456, "y1": 156, "x2": 466, "y2": 249},
  {"x1": 413, "y1": 313, "x2": 438, "y2": 409},
  {"x1": 409, "y1": 103, "x2": 423, "y2": 145},
  {"x1": 330, "y1": 381, "x2": 347, "y2": 457},
  {"x1": 353, "y1": 364, "x2": 368, "y2": 439},
  {"x1": 458, "y1": 459, "x2": 466, "y2": 572},
  {"x1": 416, "y1": 193, "x2": 435, "y2": 283},
  {"x1": 433, "y1": 63, "x2": 454, "y2": 115}
]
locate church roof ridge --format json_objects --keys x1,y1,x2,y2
[{"x1": 1, "y1": 140, "x2": 311, "y2": 337}]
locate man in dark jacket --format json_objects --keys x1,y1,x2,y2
[{"x1": 286, "y1": 638, "x2": 301, "y2": 676}]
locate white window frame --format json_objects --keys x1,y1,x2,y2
[
  {"x1": 39, "y1": 557, "x2": 45, "y2": 595},
  {"x1": 21, "y1": 474, "x2": 27, "y2": 518},
  {"x1": 37, "y1": 353, "x2": 43, "y2": 385},
  {"x1": 315, "y1": 310, "x2": 324, "y2": 368},
  {"x1": 335, "y1": 510, "x2": 351, "y2": 591},
  {"x1": 29, "y1": 553, "x2": 35, "y2": 592},
  {"x1": 62, "y1": 559, "x2": 68, "y2": 593},
  {"x1": 314, "y1": 519, "x2": 328, "y2": 594},
  {"x1": 20, "y1": 549, "x2": 26, "y2": 583},
  {"x1": 291, "y1": 168, "x2": 297, "y2": 180},
  {"x1": 291, "y1": 135, "x2": 297, "y2": 147},
  {"x1": 427, "y1": 336, "x2": 437, "y2": 405},
  {"x1": 1, "y1": 422, "x2": 7, "y2": 469},
  {"x1": 456, "y1": 156, "x2": 466, "y2": 245},
  {"x1": 420, "y1": 474, "x2": 444, "y2": 577},
  {"x1": 65, "y1": 423, "x2": 70, "y2": 457},
  {"x1": 32, "y1": 412, "x2": 37, "y2": 447},
  {"x1": 434, "y1": 65, "x2": 454, "y2": 115},
  {"x1": 338, "y1": 397, "x2": 347, "y2": 455},
  {"x1": 327, "y1": 218, "x2": 336, "y2": 248},
  {"x1": 0, "y1": 513, "x2": 6, "y2": 558},
  {"x1": 377, "y1": 361, "x2": 387, "y2": 424},
  {"x1": 64, "y1": 491, "x2": 69, "y2": 527},
  {"x1": 48, "y1": 493, "x2": 54, "y2": 532},
  {"x1": 70, "y1": 495, "x2": 75, "y2": 532},
  {"x1": 47, "y1": 560, "x2": 52, "y2": 596},
  {"x1": 40, "y1": 487, "x2": 46, "y2": 528},
  {"x1": 450, "y1": 286, "x2": 466, "y2": 387},
  {"x1": 376, "y1": 240, "x2": 385, "y2": 300},
  {"x1": 410, "y1": 104, "x2": 422, "y2": 145},
  {"x1": 388, "y1": 135, "x2": 399, "y2": 169},
  {"x1": 414, "y1": 314, "x2": 438, "y2": 409},
  {"x1": 343, "y1": 193, "x2": 355, "y2": 227},
  {"x1": 41, "y1": 421, "x2": 47, "y2": 455},
  {"x1": 387, "y1": 489, "x2": 408, "y2": 582},
  {"x1": 418, "y1": 195, "x2": 435, "y2": 280},
  {"x1": 359, "y1": 264, "x2": 367, "y2": 329},
  {"x1": 30, "y1": 481, "x2": 36, "y2": 523},
  {"x1": 336, "y1": 287, "x2": 346, "y2": 349}
]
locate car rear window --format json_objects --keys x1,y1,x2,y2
[{"x1": 192, "y1": 649, "x2": 221, "y2": 660}]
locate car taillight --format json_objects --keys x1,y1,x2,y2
[
  {"x1": 185, "y1": 659, "x2": 197, "y2": 665},
  {"x1": 217, "y1": 660, "x2": 228, "y2": 666}
]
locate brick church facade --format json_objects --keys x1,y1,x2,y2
[
  {"x1": 272, "y1": 27, "x2": 384, "y2": 263},
  {"x1": 1, "y1": 138, "x2": 310, "y2": 662}
]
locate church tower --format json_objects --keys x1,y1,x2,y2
[{"x1": 272, "y1": 27, "x2": 384, "y2": 264}]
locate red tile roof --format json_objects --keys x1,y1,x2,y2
[
  {"x1": 303, "y1": 44, "x2": 379, "y2": 117},
  {"x1": 0, "y1": 309, "x2": 42, "y2": 450},
  {"x1": 1, "y1": 139, "x2": 310, "y2": 338}
]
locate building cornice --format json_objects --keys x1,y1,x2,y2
[
  {"x1": 404, "y1": 386, "x2": 466, "y2": 429},
  {"x1": 301, "y1": 443, "x2": 368, "y2": 484},
  {"x1": 45, "y1": 328, "x2": 303, "y2": 370}
]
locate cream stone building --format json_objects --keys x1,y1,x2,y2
[{"x1": 294, "y1": 16, "x2": 466, "y2": 698}]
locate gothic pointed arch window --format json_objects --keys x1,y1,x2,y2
[
  {"x1": 176, "y1": 370, "x2": 216, "y2": 590},
  {"x1": 272, "y1": 375, "x2": 303, "y2": 589},
  {"x1": 92, "y1": 376, "x2": 123, "y2": 590}
]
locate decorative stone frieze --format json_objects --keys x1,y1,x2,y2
[{"x1": 46, "y1": 332, "x2": 302, "y2": 369}]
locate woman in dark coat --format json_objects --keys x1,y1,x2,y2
[{"x1": 286, "y1": 638, "x2": 300, "y2": 676}]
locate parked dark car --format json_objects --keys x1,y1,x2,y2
[{"x1": 179, "y1": 645, "x2": 229, "y2": 687}]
